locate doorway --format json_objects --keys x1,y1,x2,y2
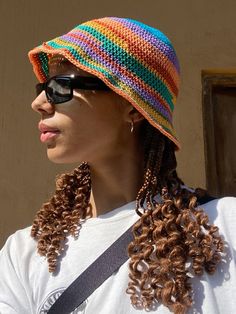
[{"x1": 202, "y1": 71, "x2": 236, "y2": 197}]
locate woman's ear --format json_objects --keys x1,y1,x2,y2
[{"x1": 123, "y1": 102, "x2": 144, "y2": 124}]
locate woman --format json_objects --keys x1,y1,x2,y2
[{"x1": 0, "y1": 17, "x2": 235, "y2": 314}]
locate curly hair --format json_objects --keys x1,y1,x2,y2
[
  {"x1": 31, "y1": 122, "x2": 224, "y2": 313},
  {"x1": 127, "y1": 122, "x2": 224, "y2": 313},
  {"x1": 31, "y1": 162, "x2": 91, "y2": 272}
]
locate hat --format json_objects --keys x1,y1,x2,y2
[{"x1": 28, "y1": 17, "x2": 180, "y2": 149}]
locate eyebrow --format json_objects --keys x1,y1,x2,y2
[{"x1": 49, "y1": 56, "x2": 70, "y2": 65}]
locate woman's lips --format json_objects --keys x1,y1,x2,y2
[
  {"x1": 38, "y1": 122, "x2": 60, "y2": 143},
  {"x1": 40, "y1": 131, "x2": 60, "y2": 143}
]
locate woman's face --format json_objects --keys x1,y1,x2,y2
[{"x1": 31, "y1": 60, "x2": 131, "y2": 164}]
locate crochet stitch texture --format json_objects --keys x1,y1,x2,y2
[{"x1": 28, "y1": 17, "x2": 180, "y2": 148}]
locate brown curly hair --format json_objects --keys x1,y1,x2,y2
[
  {"x1": 31, "y1": 121, "x2": 224, "y2": 313},
  {"x1": 31, "y1": 162, "x2": 91, "y2": 272}
]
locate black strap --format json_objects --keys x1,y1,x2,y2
[
  {"x1": 48, "y1": 224, "x2": 134, "y2": 314},
  {"x1": 48, "y1": 195, "x2": 216, "y2": 314}
]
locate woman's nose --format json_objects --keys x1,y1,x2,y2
[{"x1": 31, "y1": 91, "x2": 55, "y2": 115}]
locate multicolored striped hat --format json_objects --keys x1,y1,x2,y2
[{"x1": 28, "y1": 17, "x2": 180, "y2": 149}]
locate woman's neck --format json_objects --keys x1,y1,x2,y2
[{"x1": 89, "y1": 147, "x2": 144, "y2": 217}]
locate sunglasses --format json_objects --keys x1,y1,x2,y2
[{"x1": 36, "y1": 75, "x2": 111, "y2": 104}]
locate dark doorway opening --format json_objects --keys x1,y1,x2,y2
[{"x1": 202, "y1": 71, "x2": 236, "y2": 197}]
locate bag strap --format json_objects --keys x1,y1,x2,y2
[
  {"x1": 48, "y1": 195, "x2": 216, "y2": 314},
  {"x1": 48, "y1": 224, "x2": 134, "y2": 314}
]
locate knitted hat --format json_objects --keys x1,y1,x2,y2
[{"x1": 28, "y1": 17, "x2": 180, "y2": 149}]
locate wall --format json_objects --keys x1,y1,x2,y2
[{"x1": 1, "y1": 0, "x2": 235, "y2": 247}]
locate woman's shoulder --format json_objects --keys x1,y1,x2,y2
[
  {"x1": 201, "y1": 196, "x2": 236, "y2": 216},
  {"x1": 0, "y1": 225, "x2": 37, "y2": 262},
  {"x1": 201, "y1": 196, "x2": 236, "y2": 246},
  {"x1": 2, "y1": 225, "x2": 32, "y2": 245}
]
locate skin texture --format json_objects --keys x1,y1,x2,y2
[{"x1": 31, "y1": 60, "x2": 144, "y2": 216}]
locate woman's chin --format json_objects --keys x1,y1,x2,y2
[{"x1": 46, "y1": 147, "x2": 83, "y2": 164}]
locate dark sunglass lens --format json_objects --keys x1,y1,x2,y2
[
  {"x1": 47, "y1": 77, "x2": 72, "y2": 104},
  {"x1": 73, "y1": 76, "x2": 110, "y2": 90}
]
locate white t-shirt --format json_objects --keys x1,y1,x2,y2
[{"x1": 0, "y1": 197, "x2": 236, "y2": 314}]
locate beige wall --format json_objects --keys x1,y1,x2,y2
[{"x1": 1, "y1": 0, "x2": 235, "y2": 247}]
